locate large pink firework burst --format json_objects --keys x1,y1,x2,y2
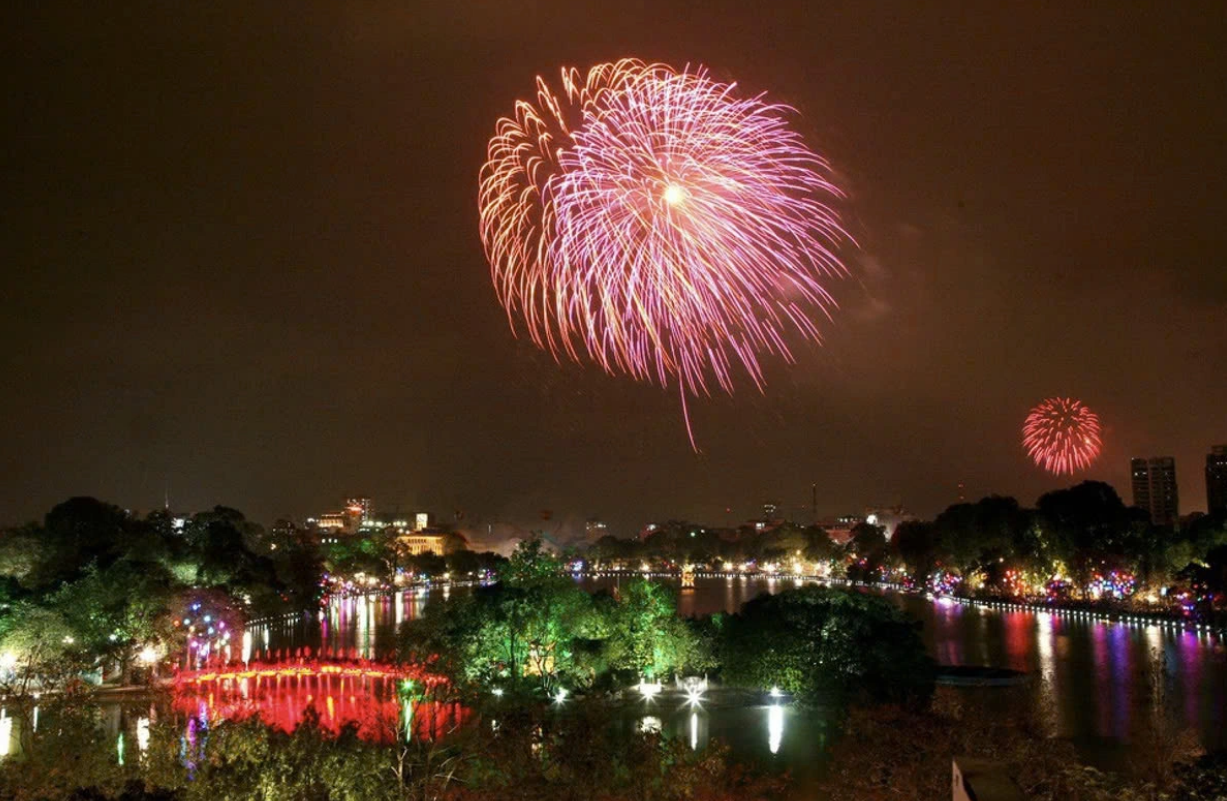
[
  {"x1": 1022, "y1": 398, "x2": 1103, "y2": 475},
  {"x1": 479, "y1": 59, "x2": 850, "y2": 447}
]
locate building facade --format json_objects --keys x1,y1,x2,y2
[
  {"x1": 1131, "y1": 456, "x2": 1179, "y2": 525},
  {"x1": 1207, "y1": 445, "x2": 1227, "y2": 517}
]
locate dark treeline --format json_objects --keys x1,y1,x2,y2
[
  {"x1": 0, "y1": 497, "x2": 510, "y2": 690},
  {"x1": 0, "y1": 497, "x2": 324, "y2": 687},
  {"x1": 586, "y1": 482, "x2": 1227, "y2": 618}
]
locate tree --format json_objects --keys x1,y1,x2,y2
[
  {"x1": 847, "y1": 522, "x2": 888, "y2": 568},
  {"x1": 601, "y1": 578, "x2": 710, "y2": 680},
  {"x1": 891, "y1": 520, "x2": 938, "y2": 580},
  {"x1": 400, "y1": 579, "x2": 600, "y2": 696},
  {"x1": 716, "y1": 586, "x2": 935, "y2": 708},
  {"x1": 446, "y1": 549, "x2": 482, "y2": 576},
  {"x1": 1037, "y1": 482, "x2": 1146, "y2": 586},
  {"x1": 802, "y1": 525, "x2": 841, "y2": 564},
  {"x1": 500, "y1": 539, "x2": 563, "y2": 586}
]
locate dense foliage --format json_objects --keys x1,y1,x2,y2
[
  {"x1": 1, "y1": 683, "x2": 1218, "y2": 801},
  {"x1": 0, "y1": 695, "x2": 786, "y2": 801},
  {"x1": 0, "y1": 498, "x2": 323, "y2": 688},
  {"x1": 399, "y1": 541, "x2": 712, "y2": 695},
  {"x1": 716, "y1": 585, "x2": 935, "y2": 708}
]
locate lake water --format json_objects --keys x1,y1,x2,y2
[
  {"x1": 244, "y1": 574, "x2": 1226, "y2": 775},
  {"x1": 3, "y1": 575, "x2": 1223, "y2": 786}
]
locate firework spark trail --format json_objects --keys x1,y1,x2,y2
[
  {"x1": 479, "y1": 59, "x2": 851, "y2": 447},
  {"x1": 1022, "y1": 397, "x2": 1103, "y2": 475}
]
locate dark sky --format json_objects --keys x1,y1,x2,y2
[{"x1": 3, "y1": 3, "x2": 1225, "y2": 536}]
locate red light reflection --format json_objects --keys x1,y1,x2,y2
[{"x1": 173, "y1": 660, "x2": 468, "y2": 743}]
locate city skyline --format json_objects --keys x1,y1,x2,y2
[
  {"x1": 25, "y1": 447, "x2": 1222, "y2": 538},
  {"x1": 4, "y1": 4, "x2": 1225, "y2": 531}
]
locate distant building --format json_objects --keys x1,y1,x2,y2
[
  {"x1": 315, "y1": 512, "x2": 347, "y2": 530},
  {"x1": 399, "y1": 532, "x2": 449, "y2": 556},
  {"x1": 585, "y1": 518, "x2": 609, "y2": 537},
  {"x1": 762, "y1": 502, "x2": 779, "y2": 519},
  {"x1": 1131, "y1": 457, "x2": 1179, "y2": 526},
  {"x1": 344, "y1": 497, "x2": 373, "y2": 526},
  {"x1": 1207, "y1": 446, "x2": 1227, "y2": 517},
  {"x1": 818, "y1": 515, "x2": 864, "y2": 545}
]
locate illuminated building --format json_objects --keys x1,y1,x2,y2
[
  {"x1": 585, "y1": 518, "x2": 608, "y2": 536},
  {"x1": 817, "y1": 515, "x2": 863, "y2": 545},
  {"x1": 316, "y1": 512, "x2": 346, "y2": 530},
  {"x1": 1131, "y1": 457, "x2": 1179, "y2": 526},
  {"x1": 397, "y1": 530, "x2": 466, "y2": 556},
  {"x1": 344, "y1": 497, "x2": 373, "y2": 526},
  {"x1": 1207, "y1": 445, "x2": 1227, "y2": 516},
  {"x1": 311, "y1": 497, "x2": 379, "y2": 537}
]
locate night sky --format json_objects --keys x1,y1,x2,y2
[{"x1": 4, "y1": 3, "x2": 1225, "y2": 537}]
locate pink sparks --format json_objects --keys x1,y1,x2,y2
[{"x1": 479, "y1": 60, "x2": 851, "y2": 448}]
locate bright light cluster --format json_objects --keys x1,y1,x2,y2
[
  {"x1": 927, "y1": 570, "x2": 963, "y2": 596},
  {"x1": 1085, "y1": 570, "x2": 1137, "y2": 600},
  {"x1": 1022, "y1": 397, "x2": 1103, "y2": 475},
  {"x1": 480, "y1": 59, "x2": 850, "y2": 446}
]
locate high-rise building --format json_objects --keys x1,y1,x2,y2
[
  {"x1": 1207, "y1": 445, "x2": 1227, "y2": 516},
  {"x1": 344, "y1": 496, "x2": 373, "y2": 524},
  {"x1": 1131, "y1": 457, "x2": 1179, "y2": 525}
]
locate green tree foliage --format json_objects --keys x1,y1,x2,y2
[
  {"x1": 500, "y1": 539, "x2": 564, "y2": 586},
  {"x1": 716, "y1": 586, "x2": 935, "y2": 708},
  {"x1": 400, "y1": 580, "x2": 601, "y2": 696},
  {"x1": 0, "y1": 696, "x2": 787, "y2": 801},
  {"x1": 401, "y1": 553, "x2": 707, "y2": 696},
  {"x1": 0, "y1": 498, "x2": 325, "y2": 690},
  {"x1": 601, "y1": 579, "x2": 711, "y2": 680}
]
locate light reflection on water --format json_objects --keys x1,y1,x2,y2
[
  {"x1": 239, "y1": 578, "x2": 1225, "y2": 771},
  {"x1": 5, "y1": 578, "x2": 1217, "y2": 775},
  {"x1": 767, "y1": 704, "x2": 784, "y2": 754},
  {"x1": 0, "y1": 710, "x2": 11, "y2": 758}
]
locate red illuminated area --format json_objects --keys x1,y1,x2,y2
[
  {"x1": 173, "y1": 661, "x2": 468, "y2": 743},
  {"x1": 1022, "y1": 397, "x2": 1103, "y2": 475}
]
